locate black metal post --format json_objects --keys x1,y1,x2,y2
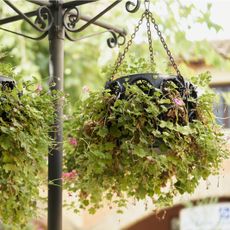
[{"x1": 48, "y1": 1, "x2": 64, "y2": 230}]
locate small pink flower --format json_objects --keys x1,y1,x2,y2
[
  {"x1": 36, "y1": 85, "x2": 43, "y2": 92},
  {"x1": 82, "y1": 85, "x2": 90, "y2": 93},
  {"x1": 173, "y1": 98, "x2": 184, "y2": 106},
  {"x1": 69, "y1": 137, "x2": 78, "y2": 146},
  {"x1": 62, "y1": 170, "x2": 77, "y2": 180},
  {"x1": 37, "y1": 228, "x2": 44, "y2": 230},
  {"x1": 62, "y1": 172, "x2": 70, "y2": 179}
]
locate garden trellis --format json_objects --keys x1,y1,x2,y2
[{"x1": 0, "y1": 0, "x2": 141, "y2": 229}]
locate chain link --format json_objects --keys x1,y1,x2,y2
[
  {"x1": 110, "y1": 1, "x2": 183, "y2": 84},
  {"x1": 149, "y1": 12, "x2": 181, "y2": 77},
  {"x1": 111, "y1": 12, "x2": 146, "y2": 80},
  {"x1": 145, "y1": 11, "x2": 155, "y2": 69}
]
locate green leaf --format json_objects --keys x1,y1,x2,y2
[{"x1": 97, "y1": 127, "x2": 108, "y2": 138}]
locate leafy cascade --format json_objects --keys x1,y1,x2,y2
[
  {"x1": 0, "y1": 81, "x2": 55, "y2": 229},
  {"x1": 64, "y1": 61, "x2": 228, "y2": 214}
]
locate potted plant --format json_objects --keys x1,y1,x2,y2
[
  {"x1": 63, "y1": 57, "x2": 228, "y2": 214},
  {"x1": 63, "y1": 6, "x2": 228, "y2": 214},
  {"x1": 0, "y1": 72, "x2": 56, "y2": 229}
]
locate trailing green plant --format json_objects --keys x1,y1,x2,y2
[
  {"x1": 63, "y1": 58, "x2": 228, "y2": 214},
  {"x1": 0, "y1": 76, "x2": 56, "y2": 229}
]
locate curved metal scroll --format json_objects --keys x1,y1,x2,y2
[
  {"x1": 63, "y1": 1, "x2": 122, "y2": 33},
  {"x1": 34, "y1": 6, "x2": 54, "y2": 31},
  {"x1": 125, "y1": 0, "x2": 141, "y2": 13},
  {"x1": 62, "y1": 0, "x2": 141, "y2": 48},
  {"x1": 65, "y1": 30, "x2": 126, "y2": 48},
  {"x1": 107, "y1": 32, "x2": 126, "y2": 48},
  {"x1": 3, "y1": 0, "x2": 53, "y2": 32},
  {"x1": 63, "y1": 7, "x2": 80, "y2": 32}
]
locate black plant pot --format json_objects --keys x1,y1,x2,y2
[
  {"x1": 0, "y1": 75, "x2": 15, "y2": 90},
  {"x1": 105, "y1": 73, "x2": 198, "y2": 122},
  {"x1": 0, "y1": 75, "x2": 16, "y2": 122}
]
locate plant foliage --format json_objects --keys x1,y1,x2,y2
[
  {"x1": 64, "y1": 60, "x2": 228, "y2": 214},
  {"x1": 0, "y1": 77, "x2": 56, "y2": 229}
]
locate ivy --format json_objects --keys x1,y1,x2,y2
[
  {"x1": 0, "y1": 76, "x2": 56, "y2": 229},
  {"x1": 64, "y1": 59, "x2": 229, "y2": 214}
]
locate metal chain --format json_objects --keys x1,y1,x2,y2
[
  {"x1": 110, "y1": 0, "x2": 184, "y2": 84},
  {"x1": 111, "y1": 11, "x2": 146, "y2": 80},
  {"x1": 145, "y1": 10, "x2": 155, "y2": 68},
  {"x1": 149, "y1": 12, "x2": 182, "y2": 77}
]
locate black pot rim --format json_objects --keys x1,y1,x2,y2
[{"x1": 114, "y1": 72, "x2": 180, "y2": 80}]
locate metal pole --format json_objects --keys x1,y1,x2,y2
[{"x1": 48, "y1": 0, "x2": 64, "y2": 230}]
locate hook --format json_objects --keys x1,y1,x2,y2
[{"x1": 144, "y1": 0, "x2": 150, "y2": 11}]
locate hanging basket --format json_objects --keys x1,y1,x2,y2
[
  {"x1": 63, "y1": 1, "x2": 228, "y2": 215},
  {"x1": 105, "y1": 73, "x2": 198, "y2": 122},
  {"x1": 0, "y1": 74, "x2": 56, "y2": 228},
  {"x1": 64, "y1": 69, "x2": 227, "y2": 213},
  {"x1": 103, "y1": 5, "x2": 199, "y2": 124}
]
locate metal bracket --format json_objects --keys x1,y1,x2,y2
[
  {"x1": 3, "y1": 0, "x2": 53, "y2": 32},
  {"x1": 0, "y1": 0, "x2": 141, "y2": 47}
]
